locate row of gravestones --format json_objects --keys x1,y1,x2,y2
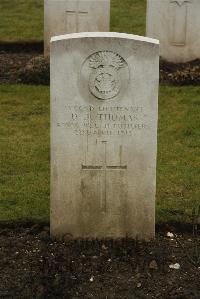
[
  {"x1": 49, "y1": 0, "x2": 198, "y2": 240},
  {"x1": 45, "y1": 0, "x2": 200, "y2": 63}
]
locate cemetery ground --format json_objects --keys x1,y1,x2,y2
[
  {"x1": 0, "y1": 84, "x2": 199, "y2": 223},
  {"x1": 0, "y1": 0, "x2": 200, "y2": 298},
  {"x1": 0, "y1": 84, "x2": 200, "y2": 298}
]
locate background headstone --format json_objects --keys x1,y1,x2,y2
[
  {"x1": 146, "y1": 0, "x2": 200, "y2": 62},
  {"x1": 44, "y1": 0, "x2": 110, "y2": 56},
  {"x1": 51, "y1": 32, "x2": 159, "y2": 240}
]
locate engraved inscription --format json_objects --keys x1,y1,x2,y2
[
  {"x1": 56, "y1": 105, "x2": 148, "y2": 136},
  {"x1": 169, "y1": 0, "x2": 192, "y2": 46},
  {"x1": 82, "y1": 141, "x2": 127, "y2": 212},
  {"x1": 87, "y1": 51, "x2": 128, "y2": 100}
]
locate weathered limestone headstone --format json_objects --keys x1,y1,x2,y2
[
  {"x1": 51, "y1": 32, "x2": 159, "y2": 240},
  {"x1": 146, "y1": 0, "x2": 200, "y2": 62},
  {"x1": 44, "y1": 0, "x2": 110, "y2": 56}
]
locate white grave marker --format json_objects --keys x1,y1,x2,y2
[
  {"x1": 50, "y1": 32, "x2": 159, "y2": 240},
  {"x1": 44, "y1": 0, "x2": 110, "y2": 56},
  {"x1": 146, "y1": 0, "x2": 200, "y2": 62}
]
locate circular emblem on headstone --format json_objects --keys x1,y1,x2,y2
[{"x1": 86, "y1": 51, "x2": 129, "y2": 100}]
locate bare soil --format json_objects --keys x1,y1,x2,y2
[
  {"x1": 0, "y1": 52, "x2": 38, "y2": 84},
  {"x1": 0, "y1": 41, "x2": 43, "y2": 53},
  {"x1": 0, "y1": 42, "x2": 199, "y2": 85},
  {"x1": 0, "y1": 42, "x2": 42, "y2": 84},
  {"x1": 0, "y1": 223, "x2": 200, "y2": 299}
]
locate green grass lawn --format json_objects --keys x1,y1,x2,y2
[
  {"x1": 0, "y1": 0, "x2": 146, "y2": 42},
  {"x1": 157, "y1": 86, "x2": 200, "y2": 223},
  {"x1": 0, "y1": 85, "x2": 50, "y2": 222},
  {"x1": 0, "y1": 84, "x2": 199, "y2": 223},
  {"x1": 111, "y1": 0, "x2": 146, "y2": 35},
  {"x1": 0, "y1": 0, "x2": 44, "y2": 42}
]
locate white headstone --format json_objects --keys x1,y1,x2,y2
[
  {"x1": 50, "y1": 32, "x2": 159, "y2": 240},
  {"x1": 146, "y1": 0, "x2": 200, "y2": 62},
  {"x1": 44, "y1": 0, "x2": 110, "y2": 56}
]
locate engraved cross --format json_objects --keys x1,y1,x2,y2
[
  {"x1": 66, "y1": 1, "x2": 88, "y2": 32},
  {"x1": 82, "y1": 141, "x2": 127, "y2": 213},
  {"x1": 169, "y1": 0, "x2": 192, "y2": 46}
]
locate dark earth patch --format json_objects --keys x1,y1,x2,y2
[
  {"x1": 0, "y1": 41, "x2": 43, "y2": 53},
  {"x1": 0, "y1": 52, "x2": 39, "y2": 84},
  {"x1": 0, "y1": 224, "x2": 200, "y2": 298},
  {"x1": 0, "y1": 45, "x2": 200, "y2": 85},
  {"x1": 160, "y1": 59, "x2": 200, "y2": 86}
]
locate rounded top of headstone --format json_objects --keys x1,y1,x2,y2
[{"x1": 50, "y1": 32, "x2": 159, "y2": 45}]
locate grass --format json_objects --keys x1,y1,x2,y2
[
  {"x1": 0, "y1": 84, "x2": 199, "y2": 223},
  {"x1": 0, "y1": 85, "x2": 50, "y2": 222},
  {"x1": 111, "y1": 0, "x2": 146, "y2": 36},
  {"x1": 0, "y1": 0, "x2": 44, "y2": 42},
  {"x1": 157, "y1": 86, "x2": 200, "y2": 223},
  {"x1": 0, "y1": 0, "x2": 146, "y2": 42}
]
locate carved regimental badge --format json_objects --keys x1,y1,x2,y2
[{"x1": 88, "y1": 51, "x2": 128, "y2": 100}]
